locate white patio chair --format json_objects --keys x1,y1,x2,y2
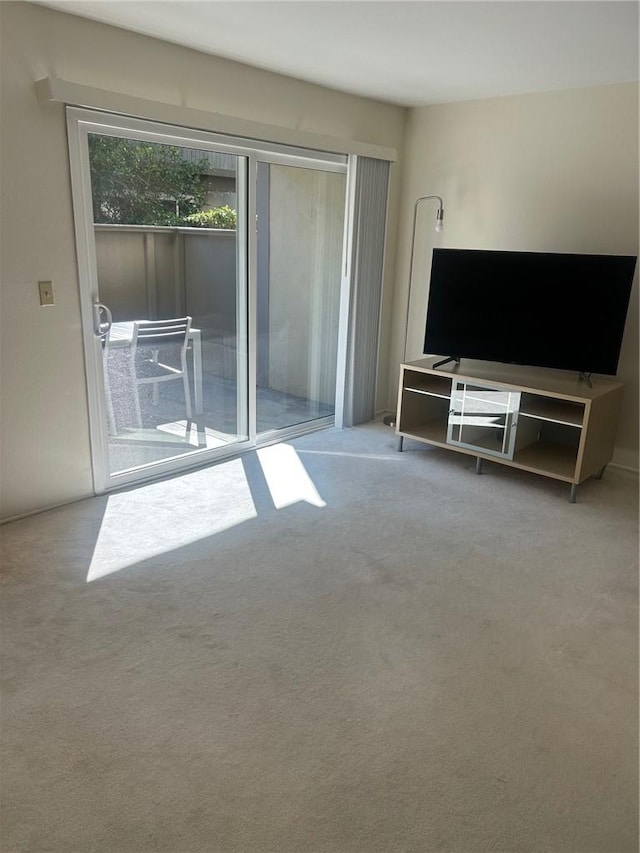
[{"x1": 130, "y1": 317, "x2": 193, "y2": 426}]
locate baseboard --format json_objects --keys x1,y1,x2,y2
[
  {"x1": 608, "y1": 462, "x2": 640, "y2": 475},
  {"x1": 1, "y1": 491, "x2": 95, "y2": 526}
]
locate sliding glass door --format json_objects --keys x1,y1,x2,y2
[
  {"x1": 68, "y1": 109, "x2": 349, "y2": 492},
  {"x1": 68, "y1": 112, "x2": 250, "y2": 489}
]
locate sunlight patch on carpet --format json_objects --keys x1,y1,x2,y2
[
  {"x1": 86, "y1": 458, "x2": 257, "y2": 582},
  {"x1": 257, "y1": 443, "x2": 326, "y2": 509}
]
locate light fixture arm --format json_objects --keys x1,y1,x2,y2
[{"x1": 402, "y1": 195, "x2": 444, "y2": 363}]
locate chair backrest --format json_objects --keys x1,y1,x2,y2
[{"x1": 131, "y1": 317, "x2": 192, "y2": 352}]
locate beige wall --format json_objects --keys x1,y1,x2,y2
[
  {"x1": 390, "y1": 83, "x2": 639, "y2": 469},
  {"x1": 0, "y1": 2, "x2": 405, "y2": 520}
]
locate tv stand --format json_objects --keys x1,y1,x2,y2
[{"x1": 395, "y1": 358, "x2": 624, "y2": 502}]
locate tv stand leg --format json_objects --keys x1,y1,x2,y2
[
  {"x1": 569, "y1": 483, "x2": 578, "y2": 503},
  {"x1": 475, "y1": 456, "x2": 483, "y2": 475},
  {"x1": 397, "y1": 436, "x2": 404, "y2": 452}
]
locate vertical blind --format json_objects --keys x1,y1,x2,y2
[{"x1": 340, "y1": 156, "x2": 391, "y2": 427}]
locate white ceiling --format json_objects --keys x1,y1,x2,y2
[{"x1": 37, "y1": 1, "x2": 639, "y2": 107}]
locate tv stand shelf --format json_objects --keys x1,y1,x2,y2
[{"x1": 395, "y1": 358, "x2": 624, "y2": 502}]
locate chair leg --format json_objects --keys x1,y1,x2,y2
[
  {"x1": 103, "y1": 349, "x2": 117, "y2": 435},
  {"x1": 183, "y1": 365, "x2": 192, "y2": 420},
  {"x1": 151, "y1": 349, "x2": 160, "y2": 407},
  {"x1": 106, "y1": 393, "x2": 117, "y2": 436},
  {"x1": 128, "y1": 351, "x2": 143, "y2": 428}
]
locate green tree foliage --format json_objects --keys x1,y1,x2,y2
[
  {"x1": 88, "y1": 135, "x2": 208, "y2": 225},
  {"x1": 184, "y1": 205, "x2": 237, "y2": 229}
]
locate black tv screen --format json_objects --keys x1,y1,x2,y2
[{"x1": 423, "y1": 249, "x2": 637, "y2": 375}]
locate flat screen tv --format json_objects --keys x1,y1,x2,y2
[{"x1": 423, "y1": 249, "x2": 637, "y2": 376}]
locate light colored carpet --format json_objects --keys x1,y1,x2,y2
[{"x1": 1, "y1": 421, "x2": 638, "y2": 852}]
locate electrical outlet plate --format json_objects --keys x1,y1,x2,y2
[{"x1": 38, "y1": 280, "x2": 54, "y2": 306}]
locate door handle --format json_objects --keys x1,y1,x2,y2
[{"x1": 93, "y1": 302, "x2": 113, "y2": 339}]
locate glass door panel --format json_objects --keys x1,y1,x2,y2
[
  {"x1": 256, "y1": 162, "x2": 346, "y2": 433},
  {"x1": 86, "y1": 133, "x2": 248, "y2": 478}
]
